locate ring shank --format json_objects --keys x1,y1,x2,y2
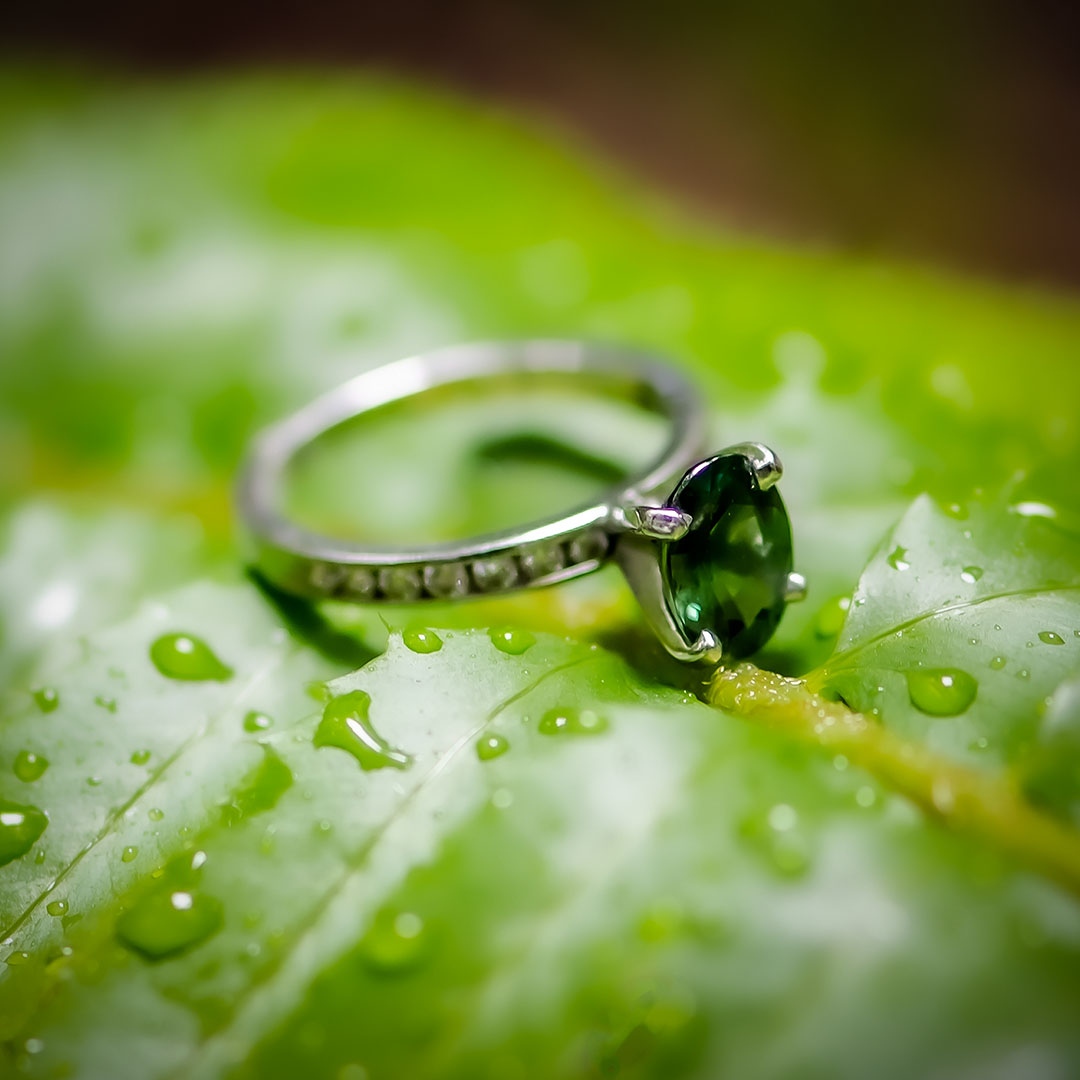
[{"x1": 237, "y1": 340, "x2": 707, "y2": 603}]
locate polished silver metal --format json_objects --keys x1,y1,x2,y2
[
  {"x1": 236, "y1": 340, "x2": 801, "y2": 663},
  {"x1": 784, "y1": 571, "x2": 808, "y2": 603}
]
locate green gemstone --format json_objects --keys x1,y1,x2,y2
[{"x1": 661, "y1": 453, "x2": 793, "y2": 659}]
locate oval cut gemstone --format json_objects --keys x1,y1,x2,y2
[{"x1": 660, "y1": 453, "x2": 793, "y2": 658}]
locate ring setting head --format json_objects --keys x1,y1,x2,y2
[{"x1": 624, "y1": 443, "x2": 803, "y2": 663}]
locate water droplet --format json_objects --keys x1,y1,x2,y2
[
  {"x1": 149, "y1": 632, "x2": 233, "y2": 682},
  {"x1": 989, "y1": 655, "x2": 1007, "y2": 670},
  {"x1": 1038, "y1": 630, "x2": 1065, "y2": 646},
  {"x1": 770, "y1": 833, "x2": 811, "y2": 877},
  {"x1": 767, "y1": 804, "x2": 797, "y2": 832},
  {"x1": 86, "y1": 776, "x2": 102, "y2": 787},
  {"x1": 314, "y1": 690, "x2": 412, "y2": 771},
  {"x1": 943, "y1": 502, "x2": 967, "y2": 519},
  {"x1": 13, "y1": 751, "x2": 48, "y2": 783},
  {"x1": 0, "y1": 800, "x2": 48, "y2": 867},
  {"x1": 33, "y1": 849, "x2": 45, "y2": 865},
  {"x1": 45, "y1": 899, "x2": 68, "y2": 917},
  {"x1": 489, "y1": 628, "x2": 536, "y2": 655},
  {"x1": 122, "y1": 846, "x2": 139, "y2": 863},
  {"x1": 402, "y1": 628, "x2": 443, "y2": 654},
  {"x1": 960, "y1": 566, "x2": 984, "y2": 584},
  {"x1": 887, "y1": 545, "x2": 910, "y2": 571},
  {"x1": 538, "y1": 707, "x2": 609, "y2": 736},
  {"x1": 130, "y1": 749, "x2": 151, "y2": 766},
  {"x1": 221, "y1": 747, "x2": 293, "y2": 824},
  {"x1": 813, "y1": 596, "x2": 851, "y2": 639},
  {"x1": 24, "y1": 1038, "x2": 44, "y2": 1055},
  {"x1": 94, "y1": 695, "x2": 117, "y2": 713},
  {"x1": 970, "y1": 736, "x2": 990, "y2": 752},
  {"x1": 906, "y1": 669, "x2": 978, "y2": 717},
  {"x1": 32, "y1": 688, "x2": 59, "y2": 713},
  {"x1": 116, "y1": 888, "x2": 224, "y2": 961},
  {"x1": 1010, "y1": 501, "x2": 1056, "y2": 520},
  {"x1": 148, "y1": 808, "x2": 165, "y2": 822},
  {"x1": 1017, "y1": 669, "x2": 1031, "y2": 681},
  {"x1": 491, "y1": 787, "x2": 514, "y2": 809},
  {"x1": 360, "y1": 910, "x2": 428, "y2": 975},
  {"x1": 476, "y1": 733, "x2": 510, "y2": 761},
  {"x1": 5, "y1": 951, "x2": 30, "y2": 966},
  {"x1": 243, "y1": 710, "x2": 273, "y2": 733},
  {"x1": 855, "y1": 786, "x2": 877, "y2": 808}
]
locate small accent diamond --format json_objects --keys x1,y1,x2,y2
[
  {"x1": 471, "y1": 556, "x2": 519, "y2": 592},
  {"x1": 378, "y1": 566, "x2": 422, "y2": 601},
  {"x1": 567, "y1": 529, "x2": 609, "y2": 566},
  {"x1": 310, "y1": 562, "x2": 346, "y2": 595},
  {"x1": 344, "y1": 567, "x2": 377, "y2": 601},
  {"x1": 519, "y1": 543, "x2": 566, "y2": 581},
  {"x1": 423, "y1": 562, "x2": 470, "y2": 598}
]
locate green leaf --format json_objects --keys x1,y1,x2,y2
[
  {"x1": 3, "y1": 69, "x2": 1080, "y2": 1079},
  {"x1": 816, "y1": 493, "x2": 1080, "y2": 767},
  {"x1": 4, "y1": 601, "x2": 1080, "y2": 1080}
]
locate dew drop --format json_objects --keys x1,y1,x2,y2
[
  {"x1": 5, "y1": 952, "x2": 30, "y2": 966},
  {"x1": 402, "y1": 628, "x2": 443, "y2": 654},
  {"x1": 989, "y1": 655, "x2": 1007, "y2": 670},
  {"x1": 0, "y1": 800, "x2": 48, "y2": 867},
  {"x1": 943, "y1": 502, "x2": 967, "y2": 519},
  {"x1": 130, "y1": 749, "x2": 151, "y2": 766},
  {"x1": 1017, "y1": 669, "x2": 1031, "y2": 681},
  {"x1": 906, "y1": 669, "x2": 978, "y2": 717},
  {"x1": 314, "y1": 690, "x2": 412, "y2": 771},
  {"x1": 887, "y1": 545, "x2": 910, "y2": 571},
  {"x1": 45, "y1": 899, "x2": 68, "y2": 917},
  {"x1": 855, "y1": 786, "x2": 878, "y2": 808},
  {"x1": 538, "y1": 707, "x2": 609, "y2": 736},
  {"x1": 1038, "y1": 630, "x2": 1065, "y2": 646},
  {"x1": 32, "y1": 688, "x2": 59, "y2": 713},
  {"x1": 13, "y1": 751, "x2": 48, "y2": 783},
  {"x1": 94, "y1": 695, "x2": 117, "y2": 713},
  {"x1": 116, "y1": 888, "x2": 224, "y2": 961},
  {"x1": 148, "y1": 808, "x2": 165, "y2": 822},
  {"x1": 767, "y1": 804, "x2": 797, "y2": 832},
  {"x1": 360, "y1": 910, "x2": 428, "y2": 976},
  {"x1": 476, "y1": 733, "x2": 510, "y2": 761},
  {"x1": 243, "y1": 710, "x2": 273, "y2": 733},
  {"x1": 149, "y1": 632, "x2": 233, "y2": 682},
  {"x1": 489, "y1": 628, "x2": 536, "y2": 655},
  {"x1": 122, "y1": 846, "x2": 139, "y2": 863},
  {"x1": 813, "y1": 596, "x2": 851, "y2": 639},
  {"x1": 960, "y1": 566, "x2": 984, "y2": 584}
]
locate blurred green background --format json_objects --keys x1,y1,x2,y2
[{"x1": 3, "y1": 6, "x2": 1080, "y2": 1080}]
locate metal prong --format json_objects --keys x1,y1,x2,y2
[
  {"x1": 686, "y1": 628, "x2": 724, "y2": 664},
  {"x1": 617, "y1": 505, "x2": 692, "y2": 541},
  {"x1": 784, "y1": 571, "x2": 808, "y2": 603},
  {"x1": 727, "y1": 442, "x2": 783, "y2": 490}
]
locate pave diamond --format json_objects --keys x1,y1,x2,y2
[
  {"x1": 423, "y1": 562, "x2": 470, "y2": 598},
  {"x1": 566, "y1": 529, "x2": 609, "y2": 566},
  {"x1": 378, "y1": 566, "x2": 423, "y2": 601},
  {"x1": 470, "y1": 556, "x2": 519, "y2": 592},
  {"x1": 518, "y1": 543, "x2": 566, "y2": 581},
  {"x1": 309, "y1": 562, "x2": 346, "y2": 595}
]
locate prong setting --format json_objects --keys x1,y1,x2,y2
[
  {"x1": 619, "y1": 505, "x2": 693, "y2": 541},
  {"x1": 727, "y1": 442, "x2": 783, "y2": 491},
  {"x1": 784, "y1": 571, "x2": 808, "y2": 603}
]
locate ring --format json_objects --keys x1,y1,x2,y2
[{"x1": 237, "y1": 340, "x2": 805, "y2": 662}]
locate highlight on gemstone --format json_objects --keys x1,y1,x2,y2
[{"x1": 660, "y1": 451, "x2": 793, "y2": 659}]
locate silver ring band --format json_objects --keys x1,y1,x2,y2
[{"x1": 237, "y1": 340, "x2": 708, "y2": 606}]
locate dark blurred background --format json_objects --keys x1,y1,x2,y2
[{"x1": 6, "y1": 0, "x2": 1080, "y2": 288}]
